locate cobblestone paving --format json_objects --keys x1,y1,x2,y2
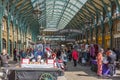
[{"x1": 60, "y1": 61, "x2": 120, "y2": 80}]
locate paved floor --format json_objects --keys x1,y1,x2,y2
[
  {"x1": 1, "y1": 60, "x2": 120, "y2": 80},
  {"x1": 58, "y1": 61, "x2": 120, "y2": 80}
]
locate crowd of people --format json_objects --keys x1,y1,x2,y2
[
  {"x1": 0, "y1": 43, "x2": 120, "y2": 77},
  {"x1": 12, "y1": 47, "x2": 74, "y2": 69},
  {"x1": 78, "y1": 44, "x2": 120, "y2": 77}
]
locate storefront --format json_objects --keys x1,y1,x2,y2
[
  {"x1": 98, "y1": 36, "x2": 102, "y2": 47},
  {"x1": 113, "y1": 20, "x2": 120, "y2": 49},
  {"x1": 105, "y1": 35, "x2": 110, "y2": 49}
]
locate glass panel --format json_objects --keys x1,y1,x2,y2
[{"x1": 31, "y1": 0, "x2": 88, "y2": 30}]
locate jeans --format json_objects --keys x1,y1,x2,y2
[
  {"x1": 73, "y1": 59, "x2": 77, "y2": 67},
  {"x1": 108, "y1": 63, "x2": 116, "y2": 76}
]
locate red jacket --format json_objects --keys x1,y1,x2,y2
[{"x1": 72, "y1": 50, "x2": 78, "y2": 60}]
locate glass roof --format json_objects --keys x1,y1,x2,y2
[{"x1": 31, "y1": 0, "x2": 87, "y2": 30}]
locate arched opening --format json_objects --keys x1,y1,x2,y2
[
  {"x1": 15, "y1": 41, "x2": 16, "y2": 49},
  {"x1": 2, "y1": 38, "x2": 6, "y2": 49},
  {"x1": 9, "y1": 40, "x2": 12, "y2": 56}
]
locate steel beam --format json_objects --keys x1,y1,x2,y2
[
  {"x1": 56, "y1": 0, "x2": 70, "y2": 28},
  {"x1": 83, "y1": 5, "x2": 96, "y2": 17},
  {"x1": 88, "y1": 1, "x2": 103, "y2": 12},
  {"x1": 115, "y1": 0, "x2": 120, "y2": 12},
  {"x1": 88, "y1": 0, "x2": 101, "y2": 16},
  {"x1": 15, "y1": 0, "x2": 28, "y2": 17},
  {"x1": 0, "y1": 1, "x2": 4, "y2": 52}
]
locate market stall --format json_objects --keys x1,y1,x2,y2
[
  {"x1": 3, "y1": 67, "x2": 63, "y2": 80},
  {"x1": 2, "y1": 59, "x2": 64, "y2": 80}
]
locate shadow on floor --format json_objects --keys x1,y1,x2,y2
[
  {"x1": 65, "y1": 62, "x2": 120, "y2": 80},
  {"x1": 76, "y1": 73, "x2": 120, "y2": 80}
]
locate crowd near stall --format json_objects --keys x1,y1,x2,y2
[
  {"x1": 77, "y1": 44, "x2": 120, "y2": 77},
  {"x1": 1, "y1": 43, "x2": 67, "y2": 80},
  {"x1": 0, "y1": 42, "x2": 120, "y2": 79}
]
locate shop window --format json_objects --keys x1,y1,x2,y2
[{"x1": 2, "y1": 38, "x2": 6, "y2": 49}]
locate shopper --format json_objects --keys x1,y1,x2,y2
[
  {"x1": 0, "y1": 49, "x2": 9, "y2": 67},
  {"x1": 13, "y1": 48, "x2": 17, "y2": 62},
  {"x1": 97, "y1": 48, "x2": 103, "y2": 76},
  {"x1": 61, "y1": 51, "x2": 67, "y2": 69},
  {"x1": 56, "y1": 49, "x2": 61, "y2": 59},
  {"x1": 72, "y1": 48, "x2": 78, "y2": 67},
  {"x1": 107, "y1": 50, "x2": 116, "y2": 76}
]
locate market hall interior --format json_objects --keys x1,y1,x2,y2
[{"x1": 0, "y1": 0, "x2": 120, "y2": 80}]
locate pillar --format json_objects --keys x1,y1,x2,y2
[
  {"x1": 7, "y1": 15, "x2": 10, "y2": 55},
  {"x1": 0, "y1": 4, "x2": 3, "y2": 52},
  {"x1": 12, "y1": 21, "x2": 15, "y2": 49},
  {"x1": 86, "y1": 29, "x2": 88, "y2": 44},
  {"x1": 90, "y1": 25, "x2": 93, "y2": 44},
  {"x1": 95, "y1": 25, "x2": 98, "y2": 44},
  {"x1": 101, "y1": 21, "x2": 105, "y2": 49}
]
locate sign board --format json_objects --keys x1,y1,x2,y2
[
  {"x1": 114, "y1": 33, "x2": 120, "y2": 38},
  {"x1": 47, "y1": 59, "x2": 54, "y2": 64},
  {"x1": 22, "y1": 59, "x2": 30, "y2": 64}
]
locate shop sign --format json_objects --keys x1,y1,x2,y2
[
  {"x1": 117, "y1": 23, "x2": 120, "y2": 31},
  {"x1": 22, "y1": 59, "x2": 30, "y2": 64},
  {"x1": 47, "y1": 59, "x2": 54, "y2": 64},
  {"x1": 114, "y1": 33, "x2": 120, "y2": 38}
]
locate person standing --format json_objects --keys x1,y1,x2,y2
[
  {"x1": 72, "y1": 48, "x2": 78, "y2": 67},
  {"x1": 107, "y1": 50, "x2": 116, "y2": 76},
  {"x1": 97, "y1": 48, "x2": 103, "y2": 76},
  {"x1": 13, "y1": 48, "x2": 17, "y2": 62},
  {"x1": 0, "y1": 49, "x2": 9, "y2": 67},
  {"x1": 61, "y1": 51, "x2": 67, "y2": 68},
  {"x1": 67, "y1": 49, "x2": 72, "y2": 61},
  {"x1": 56, "y1": 49, "x2": 61, "y2": 59}
]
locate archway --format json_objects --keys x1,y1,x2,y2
[
  {"x1": 2, "y1": 38, "x2": 6, "y2": 49},
  {"x1": 15, "y1": 41, "x2": 16, "y2": 49},
  {"x1": 9, "y1": 40, "x2": 12, "y2": 56}
]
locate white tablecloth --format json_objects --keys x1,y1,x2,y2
[{"x1": 21, "y1": 64, "x2": 54, "y2": 68}]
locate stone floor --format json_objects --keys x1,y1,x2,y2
[
  {"x1": 0, "y1": 59, "x2": 120, "y2": 80},
  {"x1": 58, "y1": 61, "x2": 120, "y2": 80}
]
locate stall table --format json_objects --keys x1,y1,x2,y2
[{"x1": 3, "y1": 67, "x2": 64, "y2": 80}]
